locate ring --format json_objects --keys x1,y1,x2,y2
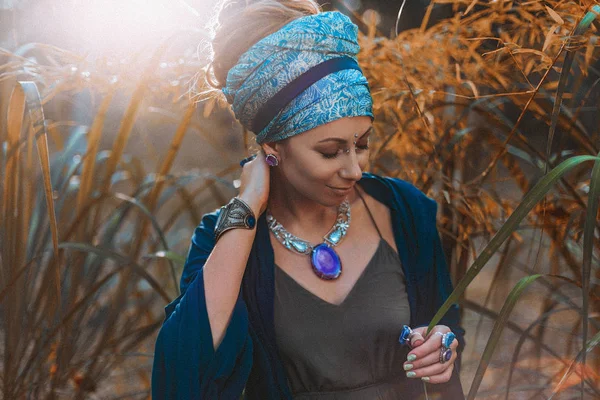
[
  {"x1": 441, "y1": 332, "x2": 456, "y2": 349},
  {"x1": 408, "y1": 331, "x2": 424, "y2": 346},
  {"x1": 398, "y1": 325, "x2": 413, "y2": 347},
  {"x1": 239, "y1": 154, "x2": 257, "y2": 167},
  {"x1": 439, "y1": 347, "x2": 452, "y2": 364}
]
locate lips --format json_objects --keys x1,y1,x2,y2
[
  {"x1": 329, "y1": 186, "x2": 353, "y2": 190},
  {"x1": 327, "y1": 185, "x2": 354, "y2": 195}
]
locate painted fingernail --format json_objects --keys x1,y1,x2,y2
[
  {"x1": 406, "y1": 371, "x2": 417, "y2": 378},
  {"x1": 407, "y1": 354, "x2": 417, "y2": 362},
  {"x1": 403, "y1": 364, "x2": 413, "y2": 371},
  {"x1": 421, "y1": 377, "x2": 430, "y2": 382}
]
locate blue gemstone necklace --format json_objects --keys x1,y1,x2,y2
[{"x1": 266, "y1": 200, "x2": 351, "y2": 280}]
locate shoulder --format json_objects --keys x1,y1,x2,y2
[{"x1": 359, "y1": 172, "x2": 438, "y2": 220}]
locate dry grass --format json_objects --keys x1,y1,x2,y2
[{"x1": 0, "y1": 1, "x2": 599, "y2": 398}]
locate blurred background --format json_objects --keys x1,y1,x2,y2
[{"x1": 1, "y1": 0, "x2": 599, "y2": 398}]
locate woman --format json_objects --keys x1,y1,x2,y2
[{"x1": 152, "y1": 1, "x2": 465, "y2": 399}]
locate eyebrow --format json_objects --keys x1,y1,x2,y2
[{"x1": 317, "y1": 126, "x2": 373, "y2": 144}]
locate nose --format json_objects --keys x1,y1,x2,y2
[{"x1": 339, "y1": 150, "x2": 363, "y2": 182}]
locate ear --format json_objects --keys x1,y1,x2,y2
[{"x1": 261, "y1": 141, "x2": 280, "y2": 157}]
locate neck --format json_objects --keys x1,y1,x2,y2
[{"x1": 267, "y1": 172, "x2": 340, "y2": 239}]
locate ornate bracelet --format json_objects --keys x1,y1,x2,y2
[{"x1": 214, "y1": 197, "x2": 257, "y2": 242}]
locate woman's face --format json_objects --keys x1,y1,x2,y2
[{"x1": 265, "y1": 116, "x2": 373, "y2": 206}]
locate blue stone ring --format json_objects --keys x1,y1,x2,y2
[
  {"x1": 398, "y1": 325, "x2": 413, "y2": 347},
  {"x1": 439, "y1": 331, "x2": 455, "y2": 364},
  {"x1": 441, "y1": 332, "x2": 456, "y2": 349}
]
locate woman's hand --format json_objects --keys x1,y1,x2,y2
[
  {"x1": 238, "y1": 150, "x2": 270, "y2": 216},
  {"x1": 402, "y1": 325, "x2": 458, "y2": 384}
]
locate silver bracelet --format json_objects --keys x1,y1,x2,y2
[{"x1": 214, "y1": 197, "x2": 257, "y2": 242}]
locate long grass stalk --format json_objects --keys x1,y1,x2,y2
[{"x1": 427, "y1": 155, "x2": 600, "y2": 332}]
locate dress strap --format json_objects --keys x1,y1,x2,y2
[{"x1": 354, "y1": 187, "x2": 383, "y2": 239}]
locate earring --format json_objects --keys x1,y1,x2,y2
[{"x1": 265, "y1": 154, "x2": 279, "y2": 167}]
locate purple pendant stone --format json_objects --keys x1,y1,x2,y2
[{"x1": 311, "y1": 243, "x2": 342, "y2": 280}]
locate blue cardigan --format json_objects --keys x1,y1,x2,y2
[{"x1": 152, "y1": 173, "x2": 465, "y2": 399}]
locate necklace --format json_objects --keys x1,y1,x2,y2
[{"x1": 266, "y1": 200, "x2": 351, "y2": 280}]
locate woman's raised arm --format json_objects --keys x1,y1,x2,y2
[
  {"x1": 152, "y1": 152, "x2": 269, "y2": 399},
  {"x1": 203, "y1": 151, "x2": 269, "y2": 349}
]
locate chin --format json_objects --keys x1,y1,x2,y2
[
  {"x1": 298, "y1": 183, "x2": 352, "y2": 207},
  {"x1": 318, "y1": 192, "x2": 350, "y2": 207}
]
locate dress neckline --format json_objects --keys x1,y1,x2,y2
[{"x1": 274, "y1": 238, "x2": 387, "y2": 307}]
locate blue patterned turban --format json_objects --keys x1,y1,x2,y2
[{"x1": 221, "y1": 11, "x2": 374, "y2": 144}]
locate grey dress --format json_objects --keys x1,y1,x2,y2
[{"x1": 274, "y1": 196, "x2": 412, "y2": 399}]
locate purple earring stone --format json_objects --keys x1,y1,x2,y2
[{"x1": 265, "y1": 154, "x2": 279, "y2": 167}]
